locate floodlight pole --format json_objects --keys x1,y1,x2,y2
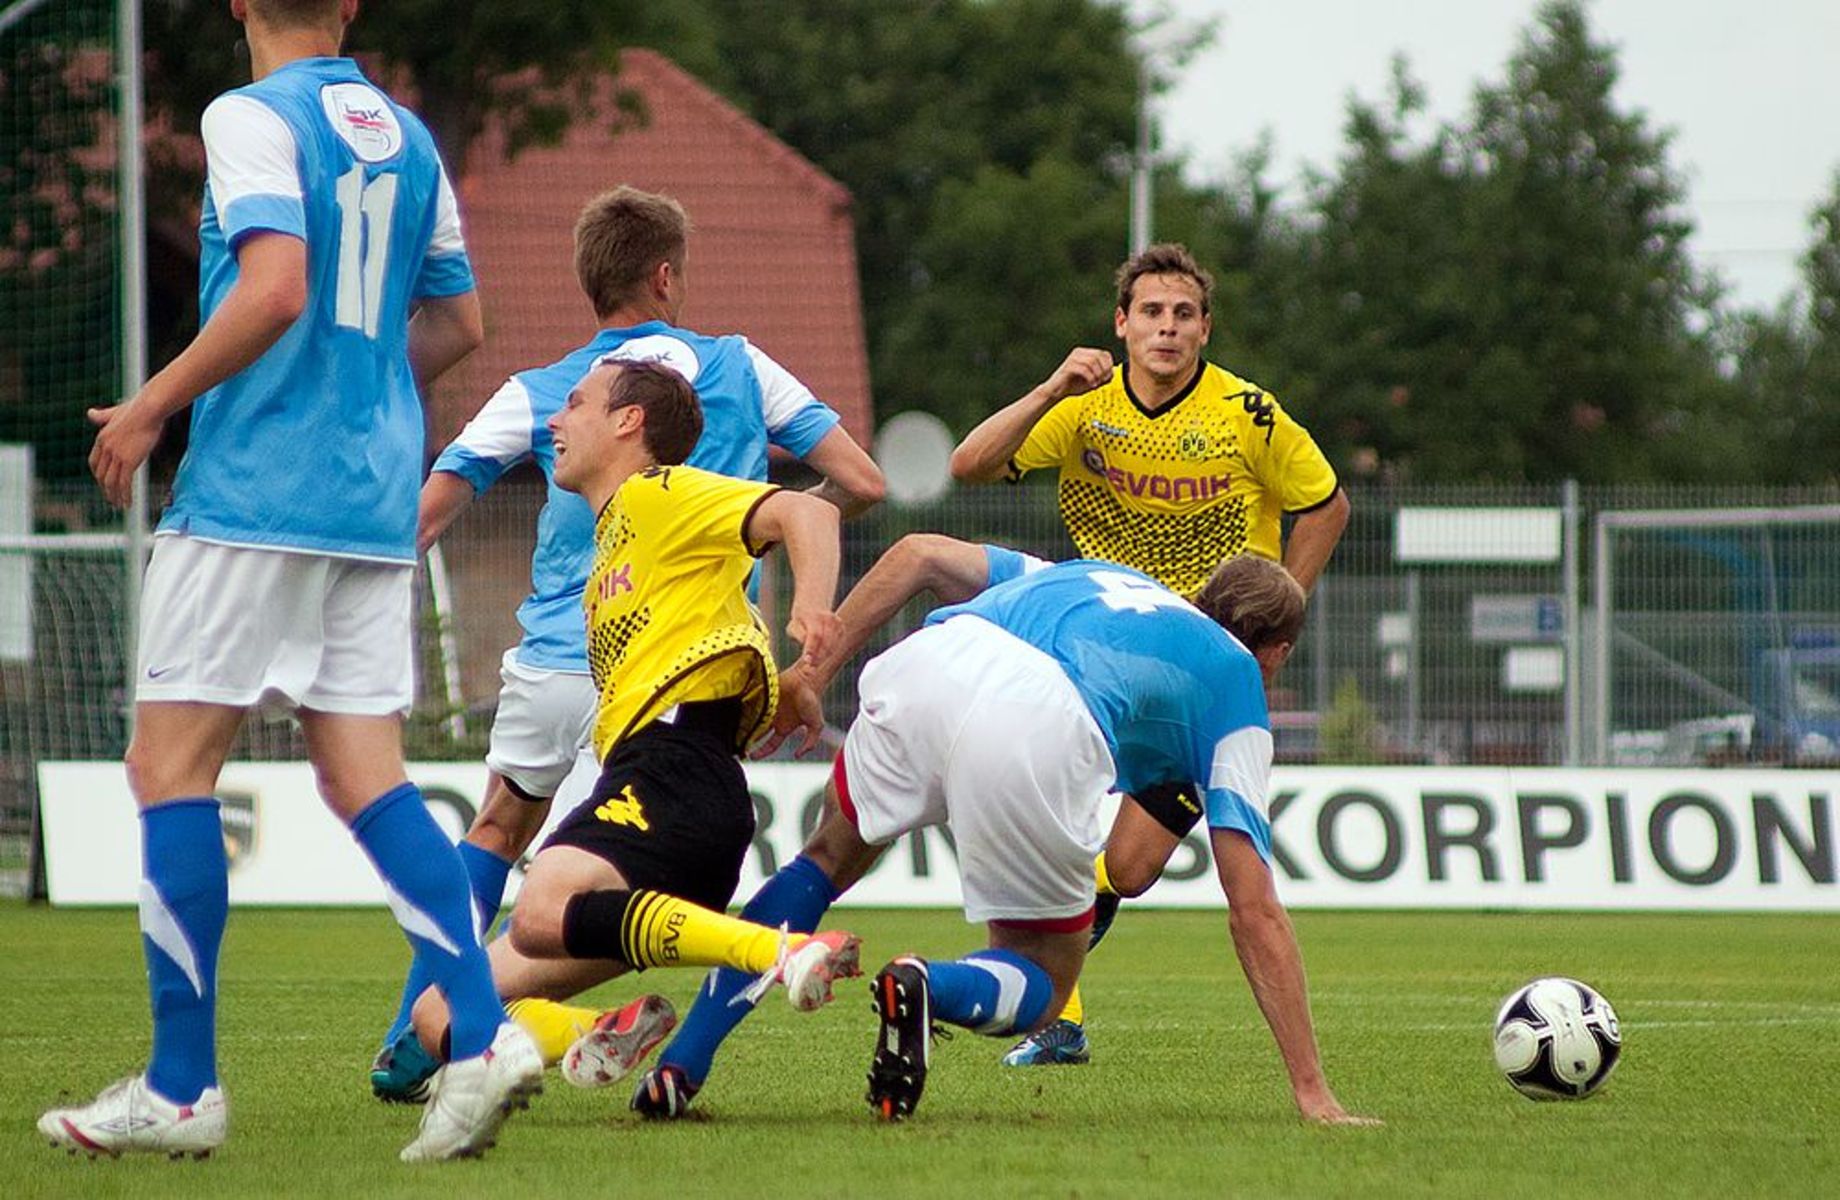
[
  {"x1": 1129, "y1": 56, "x2": 1152, "y2": 255},
  {"x1": 118, "y1": 0, "x2": 149, "y2": 716}
]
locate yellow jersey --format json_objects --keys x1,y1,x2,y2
[
  {"x1": 583, "y1": 464, "x2": 780, "y2": 761},
  {"x1": 1009, "y1": 362, "x2": 1338, "y2": 598}
]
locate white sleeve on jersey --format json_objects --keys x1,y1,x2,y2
[
  {"x1": 1208, "y1": 725, "x2": 1275, "y2": 818},
  {"x1": 201, "y1": 94, "x2": 301, "y2": 224},
  {"x1": 448, "y1": 377, "x2": 537, "y2": 464},
  {"x1": 427, "y1": 162, "x2": 467, "y2": 259},
  {"x1": 742, "y1": 339, "x2": 824, "y2": 432}
]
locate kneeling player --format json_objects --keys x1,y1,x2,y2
[
  {"x1": 639, "y1": 536, "x2": 1374, "y2": 1125},
  {"x1": 403, "y1": 358, "x2": 860, "y2": 1086}
]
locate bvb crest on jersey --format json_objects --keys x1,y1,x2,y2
[{"x1": 1179, "y1": 427, "x2": 1212, "y2": 462}]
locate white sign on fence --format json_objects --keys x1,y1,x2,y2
[{"x1": 37, "y1": 763, "x2": 1838, "y2": 912}]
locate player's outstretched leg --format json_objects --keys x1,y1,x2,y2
[
  {"x1": 868, "y1": 949, "x2": 1054, "y2": 1122},
  {"x1": 636, "y1": 854, "x2": 840, "y2": 1115},
  {"x1": 42, "y1": 798, "x2": 232, "y2": 1159},
  {"x1": 373, "y1": 840, "x2": 514, "y2": 1104}
]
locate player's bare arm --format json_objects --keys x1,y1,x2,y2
[
  {"x1": 1283, "y1": 487, "x2": 1351, "y2": 595},
  {"x1": 408, "y1": 290, "x2": 485, "y2": 395},
  {"x1": 799, "y1": 425, "x2": 886, "y2": 517},
  {"x1": 744, "y1": 490, "x2": 842, "y2": 670},
  {"x1": 88, "y1": 231, "x2": 307, "y2": 507},
  {"x1": 949, "y1": 347, "x2": 1113, "y2": 483},
  {"x1": 1212, "y1": 827, "x2": 1379, "y2": 1127},
  {"x1": 417, "y1": 471, "x2": 476, "y2": 554}
]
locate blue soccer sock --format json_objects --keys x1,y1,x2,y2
[
  {"x1": 659, "y1": 854, "x2": 840, "y2": 1086},
  {"x1": 379, "y1": 840, "x2": 513, "y2": 1049},
  {"x1": 928, "y1": 949, "x2": 1054, "y2": 1037},
  {"x1": 139, "y1": 798, "x2": 230, "y2": 1106},
  {"x1": 350, "y1": 784, "x2": 505, "y2": 1061}
]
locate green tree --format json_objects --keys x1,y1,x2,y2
[
  {"x1": 687, "y1": 0, "x2": 1151, "y2": 425},
  {"x1": 1272, "y1": 2, "x2": 1735, "y2": 484}
]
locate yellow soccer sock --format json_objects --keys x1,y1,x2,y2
[
  {"x1": 618, "y1": 889, "x2": 802, "y2": 974},
  {"x1": 505, "y1": 997, "x2": 601, "y2": 1065},
  {"x1": 1058, "y1": 983, "x2": 1086, "y2": 1027},
  {"x1": 1093, "y1": 852, "x2": 1117, "y2": 897}
]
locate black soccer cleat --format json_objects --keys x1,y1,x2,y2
[
  {"x1": 629, "y1": 1064, "x2": 698, "y2": 1120},
  {"x1": 866, "y1": 956, "x2": 932, "y2": 1122}
]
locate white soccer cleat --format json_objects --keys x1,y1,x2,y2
[
  {"x1": 781, "y1": 930, "x2": 864, "y2": 1012},
  {"x1": 38, "y1": 1075, "x2": 227, "y2": 1159},
  {"x1": 400, "y1": 1022, "x2": 543, "y2": 1163},
  {"x1": 560, "y1": 994, "x2": 677, "y2": 1089}
]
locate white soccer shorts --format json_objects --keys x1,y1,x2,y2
[
  {"x1": 136, "y1": 534, "x2": 414, "y2": 715},
  {"x1": 840, "y1": 615, "x2": 1116, "y2": 925},
  {"x1": 483, "y1": 648, "x2": 597, "y2": 800}
]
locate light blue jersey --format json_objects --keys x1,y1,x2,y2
[
  {"x1": 160, "y1": 58, "x2": 474, "y2": 562},
  {"x1": 432, "y1": 323, "x2": 842, "y2": 672},
  {"x1": 934, "y1": 554, "x2": 1277, "y2": 859}
]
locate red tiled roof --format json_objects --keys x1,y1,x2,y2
[{"x1": 435, "y1": 49, "x2": 874, "y2": 447}]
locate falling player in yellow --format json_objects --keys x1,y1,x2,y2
[
  {"x1": 952, "y1": 242, "x2": 1350, "y2": 1066},
  {"x1": 405, "y1": 357, "x2": 861, "y2": 1090}
]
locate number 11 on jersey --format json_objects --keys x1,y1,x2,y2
[{"x1": 333, "y1": 166, "x2": 397, "y2": 338}]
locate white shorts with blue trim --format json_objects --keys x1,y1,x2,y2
[{"x1": 840, "y1": 615, "x2": 1116, "y2": 924}]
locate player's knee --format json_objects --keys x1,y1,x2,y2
[
  {"x1": 506, "y1": 902, "x2": 567, "y2": 959},
  {"x1": 1105, "y1": 854, "x2": 1161, "y2": 898}
]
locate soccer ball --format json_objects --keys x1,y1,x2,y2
[{"x1": 1492, "y1": 977, "x2": 1622, "y2": 1100}]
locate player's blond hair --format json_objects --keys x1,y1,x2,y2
[
  {"x1": 1194, "y1": 555, "x2": 1305, "y2": 651},
  {"x1": 574, "y1": 186, "x2": 690, "y2": 320},
  {"x1": 1115, "y1": 242, "x2": 1214, "y2": 316}
]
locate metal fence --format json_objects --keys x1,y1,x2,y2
[{"x1": 6, "y1": 474, "x2": 1840, "y2": 894}]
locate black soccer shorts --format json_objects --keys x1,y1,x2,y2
[{"x1": 541, "y1": 701, "x2": 754, "y2": 913}]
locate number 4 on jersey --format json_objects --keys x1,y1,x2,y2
[
  {"x1": 1090, "y1": 569, "x2": 1195, "y2": 615},
  {"x1": 333, "y1": 166, "x2": 396, "y2": 337}
]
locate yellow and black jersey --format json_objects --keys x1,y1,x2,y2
[
  {"x1": 1008, "y1": 362, "x2": 1338, "y2": 598},
  {"x1": 583, "y1": 464, "x2": 779, "y2": 761}
]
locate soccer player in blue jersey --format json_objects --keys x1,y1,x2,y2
[
  {"x1": 39, "y1": 0, "x2": 538, "y2": 1163},
  {"x1": 640, "y1": 538, "x2": 1375, "y2": 1127},
  {"x1": 367, "y1": 185, "x2": 884, "y2": 1101}
]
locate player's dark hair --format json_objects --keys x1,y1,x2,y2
[
  {"x1": 1194, "y1": 555, "x2": 1305, "y2": 652},
  {"x1": 244, "y1": 0, "x2": 345, "y2": 32},
  {"x1": 610, "y1": 360, "x2": 703, "y2": 465},
  {"x1": 575, "y1": 186, "x2": 690, "y2": 320},
  {"x1": 1115, "y1": 242, "x2": 1213, "y2": 315}
]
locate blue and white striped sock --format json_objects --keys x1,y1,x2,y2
[
  {"x1": 927, "y1": 949, "x2": 1053, "y2": 1037},
  {"x1": 140, "y1": 798, "x2": 229, "y2": 1105}
]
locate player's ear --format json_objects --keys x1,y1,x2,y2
[
  {"x1": 1113, "y1": 306, "x2": 1129, "y2": 339},
  {"x1": 1254, "y1": 640, "x2": 1293, "y2": 682},
  {"x1": 231, "y1": 0, "x2": 250, "y2": 21}
]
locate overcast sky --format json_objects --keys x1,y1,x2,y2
[{"x1": 1146, "y1": 0, "x2": 1839, "y2": 312}]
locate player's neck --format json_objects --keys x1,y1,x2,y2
[
  {"x1": 582, "y1": 450, "x2": 657, "y2": 514},
  {"x1": 1126, "y1": 359, "x2": 1203, "y2": 411},
  {"x1": 600, "y1": 300, "x2": 673, "y2": 330},
  {"x1": 245, "y1": 25, "x2": 345, "y2": 80}
]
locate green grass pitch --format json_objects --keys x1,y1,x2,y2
[{"x1": 2, "y1": 903, "x2": 1835, "y2": 1198}]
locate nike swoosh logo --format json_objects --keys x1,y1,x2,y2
[{"x1": 146, "y1": 665, "x2": 179, "y2": 679}]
